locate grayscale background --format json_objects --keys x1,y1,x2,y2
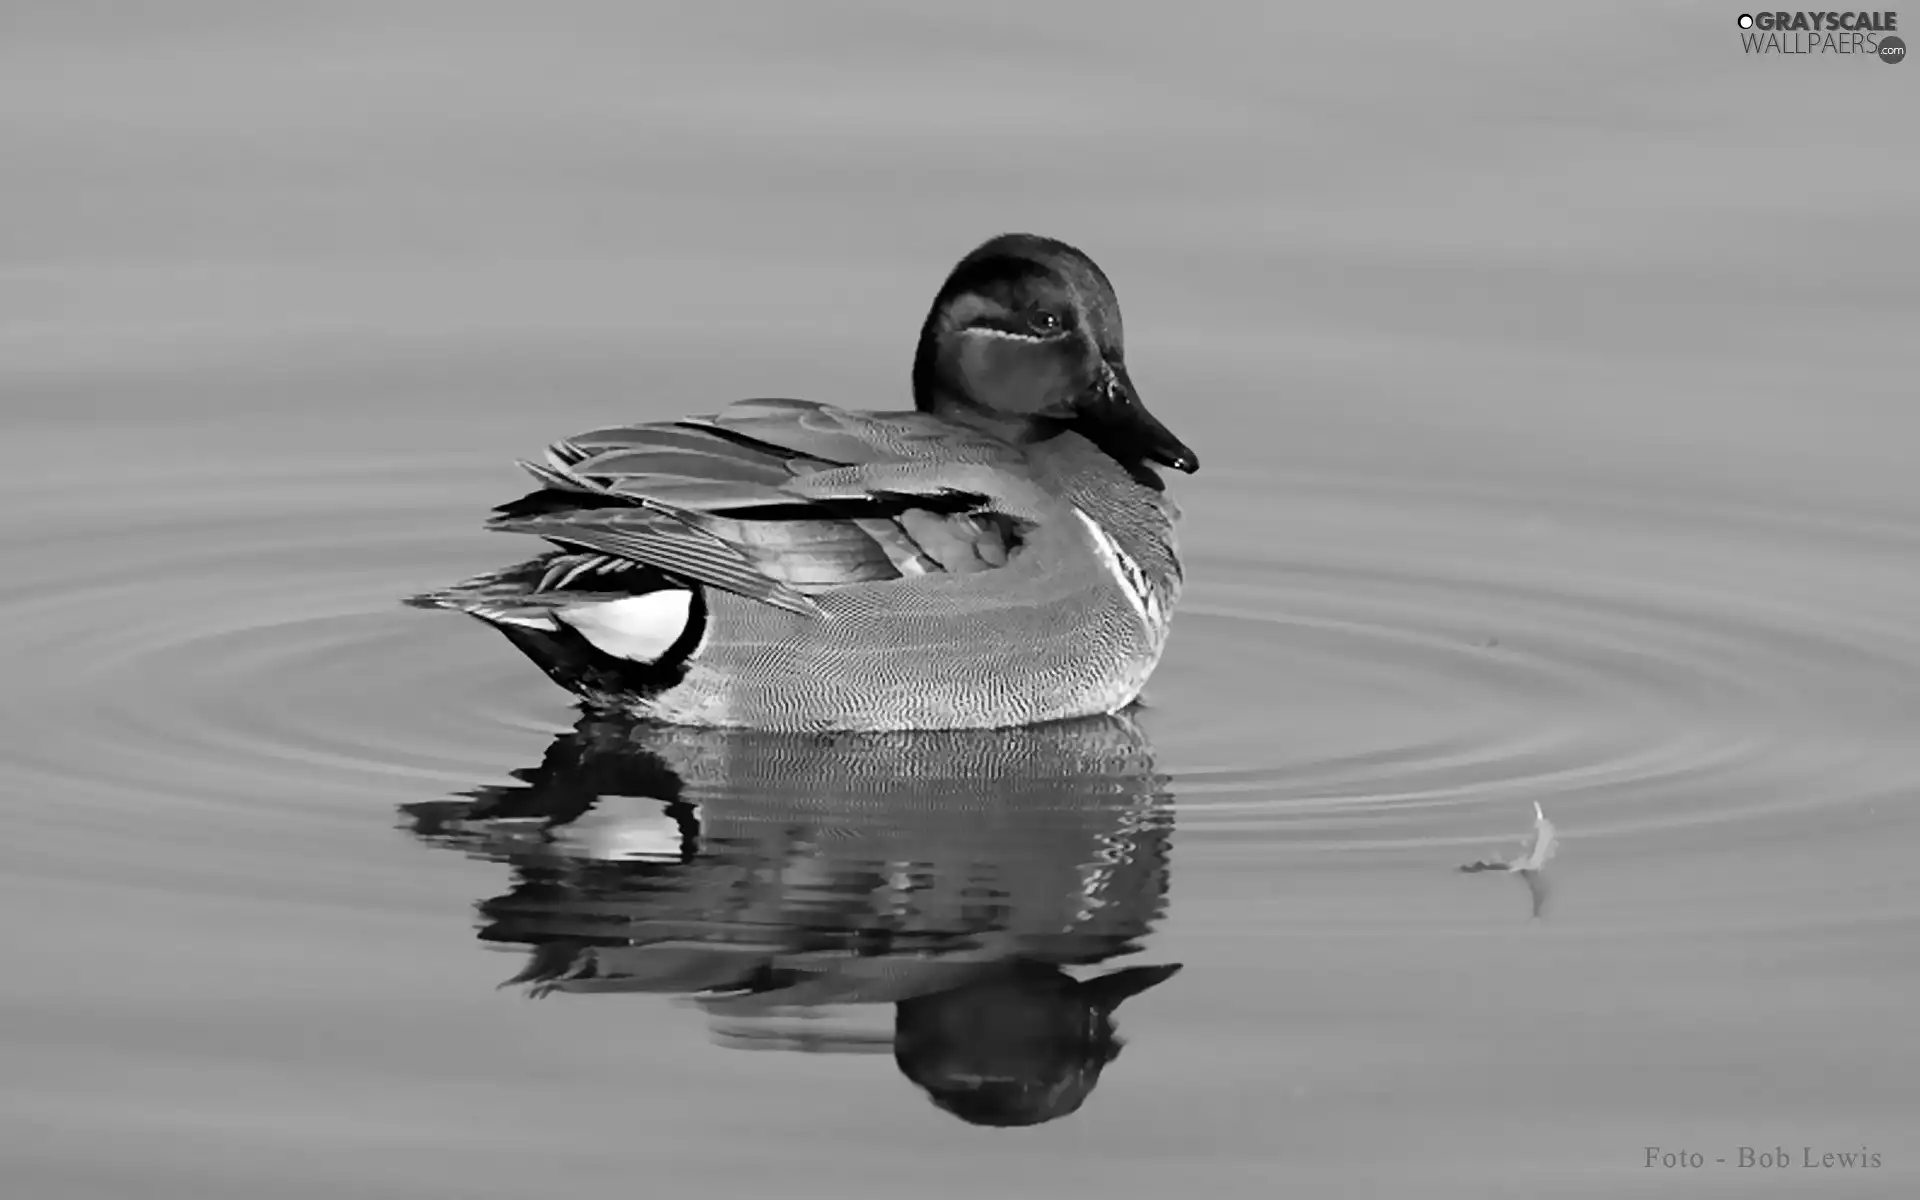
[{"x1": 3, "y1": 2, "x2": 1915, "y2": 1196}]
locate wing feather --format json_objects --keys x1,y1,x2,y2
[
  {"x1": 485, "y1": 399, "x2": 1036, "y2": 616},
  {"x1": 493, "y1": 509, "x2": 823, "y2": 615}
]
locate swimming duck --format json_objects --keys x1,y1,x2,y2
[{"x1": 409, "y1": 233, "x2": 1198, "y2": 730}]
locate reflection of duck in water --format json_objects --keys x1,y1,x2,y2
[{"x1": 404, "y1": 713, "x2": 1181, "y2": 1127}]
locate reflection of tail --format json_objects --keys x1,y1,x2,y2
[{"x1": 405, "y1": 720, "x2": 693, "y2": 855}]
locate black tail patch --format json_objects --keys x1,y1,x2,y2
[
  {"x1": 492, "y1": 485, "x2": 992, "y2": 525},
  {"x1": 711, "y1": 488, "x2": 992, "y2": 522},
  {"x1": 492, "y1": 586, "x2": 708, "y2": 708}
]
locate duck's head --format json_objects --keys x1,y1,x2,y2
[{"x1": 912, "y1": 233, "x2": 1198, "y2": 485}]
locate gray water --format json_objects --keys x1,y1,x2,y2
[{"x1": 4, "y1": 4, "x2": 1918, "y2": 1196}]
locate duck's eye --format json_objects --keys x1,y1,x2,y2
[{"x1": 1023, "y1": 308, "x2": 1063, "y2": 336}]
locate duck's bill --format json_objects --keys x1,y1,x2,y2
[{"x1": 1086, "y1": 361, "x2": 1199, "y2": 474}]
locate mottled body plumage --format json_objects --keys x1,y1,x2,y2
[{"x1": 409, "y1": 234, "x2": 1197, "y2": 730}]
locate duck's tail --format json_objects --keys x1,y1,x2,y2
[
  {"x1": 403, "y1": 555, "x2": 571, "y2": 629},
  {"x1": 407, "y1": 554, "x2": 707, "y2": 706}
]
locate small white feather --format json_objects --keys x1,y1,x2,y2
[
  {"x1": 558, "y1": 590, "x2": 694, "y2": 662},
  {"x1": 473, "y1": 606, "x2": 559, "y2": 631}
]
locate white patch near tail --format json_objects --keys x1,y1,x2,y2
[
  {"x1": 557, "y1": 590, "x2": 694, "y2": 662},
  {"x1": 549, "y1": 795, "x2": 695, "y2": 862}
]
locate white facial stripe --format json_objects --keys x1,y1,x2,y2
[{"x1": 963, "y1": 325, "x2": 1061, "y2": 345}]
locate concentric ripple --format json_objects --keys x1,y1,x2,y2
[
  {"x1": 0, "y1": 453, "x2": 564, "y2": 828},
  {"x1": 5, "y1": 441, "x2": 1920, "y2": 930},
  {"x1": 1148, "y1": 470, "x2": 1920, "y2": 861}
]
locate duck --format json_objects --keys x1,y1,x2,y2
[{"x1": 408, "y1": 233, "x2": 1198, "y2": 731}]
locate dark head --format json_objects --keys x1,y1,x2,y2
[{"x1": 911, "y1": 233, "x2": 1198, "y2": 484}]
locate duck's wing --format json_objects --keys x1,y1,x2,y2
[{"x1": 487, "y1": 399, "x2": 1038, "y2": 617}]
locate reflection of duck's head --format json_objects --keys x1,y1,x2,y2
[
  {"x1": 895, "y1": 960, "x2": 1182, "y2": 1128},
  {"x1": 403, "y1": 712, "x2": 1180, "y2": 1125}
]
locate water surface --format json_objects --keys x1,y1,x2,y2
[{"x1": 4, "y1": 4, "x2": 1918, "y2": 1196}]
